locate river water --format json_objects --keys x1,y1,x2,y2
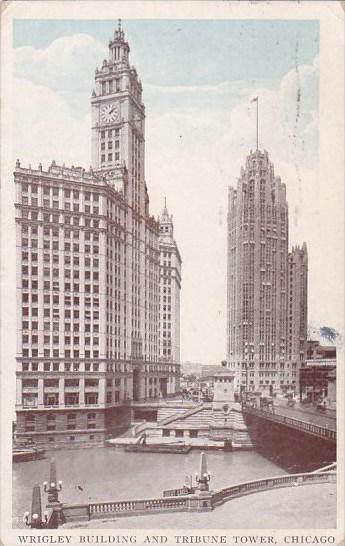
[{"x1": 13, "y1": 447, "x2": 287, "y2": 528}]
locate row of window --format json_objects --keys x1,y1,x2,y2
[
  {"x1": 101, "y1": 129, "x2": 120, "y2": 139},
  {"x1": 101, "y1": 140, "x2": 120, "y2": 151},
  {"x1": 21, "y1": 197, "x2": 100, "y2": 215},
  {"x1": 22, "y1": 266, "x2": 100, "y2": 278},
  {"x1": 101, "y1": 152, "x2": 120, "y2": 163},
  {"x1": 22, "y1": 392, "x2": 99, "y2": 410},
  {"x1": 23, "y1": 304, "x2": 100, "y2": 316},
  {"x1": 22, "y1": 211, "x2": 102, "y2": 227},
  {"x1": 22, "y1": 185, "x2": 100, "y2": 202},
  {"x1": 22, "y1": 334, "x2": 100, "y2": 345},
  {"x1": 22, "y1": 319, "x2": 99, "y2": 331},
  {"x1": 100, "y1": 79, "x2": 121, "y2": 95},
  {"x1": 22, "y1": 349, "x2": 100, "y2": 358},
  {"x1": 23, "y1": 378, "x2": 99, "y2": 388},
  {"x1": 23, "y1": 227, "x2": 98, "y2": 239},
  {"x1": 21, "y1": 361, "x2": 100, "y2": 372}
]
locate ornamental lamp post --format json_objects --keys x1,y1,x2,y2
[
  {"x1": 23, "y1": 484, "x2": 48, "y2": 529},
  {"x1": 195, "y1": 452, "x2": 211, "y2": 492},
  {"x1": 43, "y1": 458, "x2": 62, "y2": 504}
]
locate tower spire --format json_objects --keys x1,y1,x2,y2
[{"x1": 118, "y1": 18, "x2": 122, "y2": 32}]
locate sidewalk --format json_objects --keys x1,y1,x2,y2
[{"x1": 273, "y1": 401, "x2": 336, "y2": 430}]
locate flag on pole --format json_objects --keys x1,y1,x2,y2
[{"x1": 251, "y1": 96, "x2": 258, "y2": 102}]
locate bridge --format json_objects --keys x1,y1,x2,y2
[
  {"x1": 23, "y1": 455, "x2": 336, "y2": 529},
  {"x1": 243, "y1": 406, "x2": 336, "y2": 442}
]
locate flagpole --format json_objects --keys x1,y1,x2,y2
[
  {"x1": 251, "y1": 97, "x2": 259, "y2": 151},
  {"x1": 256, "y1": 97, "x2": 259, "y2": 151}
]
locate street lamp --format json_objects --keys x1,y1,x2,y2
[
  {"x1": 43, "y1": 458, "x2": 62, "y2": 504},
  {"x1": 23, "y1": 485, "x2": 48, "y2": 529},
  {"x1": 195, "y1": 452, "x2": 211, "y2": 492}
]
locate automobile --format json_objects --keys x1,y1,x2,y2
[{"x1": 316, "y1": 402, "x2": 327, "y2": 412}]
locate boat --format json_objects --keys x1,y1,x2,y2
[
  {"x1": 125, "y1": 443, "x2": 191, "y2": 454},
  {"x1": 12, "y1": 445, "x2": 45, "y2": 463}
]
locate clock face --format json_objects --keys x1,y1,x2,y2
[{"x1": 100, "y1": 103, "x2": 119, "y2": 124}]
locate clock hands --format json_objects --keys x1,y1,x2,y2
[{"x1": 108, "y1": 106, "x2": 117, "y2": 115}]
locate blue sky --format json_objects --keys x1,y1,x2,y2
[
  {"x1": 14, "y1": 19, "x2": 319, "y2": 85},
  {"x1": 12, "y1": 18, "x2": 333, "y2": 364}
]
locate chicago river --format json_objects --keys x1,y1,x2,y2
[{"x1": 12, "y1": 448, "x2": 336, "y2": 529}]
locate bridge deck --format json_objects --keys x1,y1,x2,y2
[
  {"x1": 272, "y1": 400, "x2": 336, "y2": 429},
  {"x1": 244, "y1": 406, "x2": 336, "y2": 441}
]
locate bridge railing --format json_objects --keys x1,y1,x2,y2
[
  {"x1": 312, "y1": 462, "x2": 337, "y2": 473},
  {"x1": 211, "y1": 471, "x2": 336, "y2": 508},
  {"x1": 60, "y1": 470, "x2": 336, "y2": 525},
  {"x1": 88, "y1": 495, "x2": 188, "y2": 519},
  {"x1": 244, "y1": 407, "x2": 336, "y2": 441}
]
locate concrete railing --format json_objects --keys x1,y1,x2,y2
[
  {"x1": 88, "y1": 496, "x2": 189, "y2": 519},
  {"x1": 158, "y1": 404, "x2": 204, "y2": 426},
  {"x1": 132, "y1": 421, "x2": 162, "y2": 437},
  {"x1": 60, "y1": 470, "x2": 335, "y2": 525},
  {"x1": 312, "y1": 462, "x2": 336, "y2": 473},
  {"x1": 244, "y1": 407, "x2": 336, "y2": 441},
  {"x1": 211, "y1": 470, "x2": 336, "y2": 508}
]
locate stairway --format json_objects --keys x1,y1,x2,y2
[
  {"x1": 163, "y1": 408, "x2": 213, "y2": 429},
  {"x1": 157, "y1": 404, "x2": 203, "y2": 426}
]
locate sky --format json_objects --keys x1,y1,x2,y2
[{"x1": 11, "y1": 18, "x2": 343, "y2": 365}]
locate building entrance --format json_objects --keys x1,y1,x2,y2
[
  {"x1": 133, "y1": 368, "x2": 141, "y2": 401},
  {"x1": 159, "y1": 377, "x2": 168, "y2": 397}
]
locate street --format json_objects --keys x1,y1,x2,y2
[{"x1": 273, "y1": 398, "x2": 336, "y2": 430}]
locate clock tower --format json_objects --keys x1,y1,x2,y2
[{"x1": 91, "y1": 20, "x2": 145, "y2": 203}]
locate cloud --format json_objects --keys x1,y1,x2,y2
[
  {"x1": 13, "y1": 78, "x2": 91, "y2": 168},
  {"x1": 12, "y1": 34, "x2": 339, "y2": 364},
  {"x1": 15, "y1": 34, "x2": 107, "y2": 116}
]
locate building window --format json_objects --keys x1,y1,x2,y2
[
  {"x1": 67, "y1": 413, "x2": 76, "y2": 430},
  {"x1": 87, "y1": 412, "x2": 97, "y2": 429},
  {"x1": 25, "y1": 415, "x2": 35, "y2": 432},
  {"x1": 65, "y1": 394, "x2": 79, "y2": 406},
  {"x1": 47, "y1": 414, "x2": 56, "y2": 431},
  {"x1": 85, "y1": 393, "x2": 98, "y2": 405}
]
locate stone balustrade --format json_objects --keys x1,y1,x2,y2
[
  {"x1": 26, "y1": 455, "x2": 336, "y2": 528},
  {"x1": 60, "y1": 470, "x2": 335, "y2": 525},
  {"x1": 86, "y1": 496, "x2": 189, "y2": 519},
  {"x1": 211, "y1": 471, "x2": 335, "y2": 508}
]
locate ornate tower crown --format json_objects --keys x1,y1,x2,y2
[
  {"x1": 159, "y1": 198, "x2": 174, "y2": 238},
  {"x1": 108, "y1": 19, "x2": 130, "y2": 65}
]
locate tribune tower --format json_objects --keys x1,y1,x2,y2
[{"x1": 226, "y1": 149, "x2": 306, "y2": 394}]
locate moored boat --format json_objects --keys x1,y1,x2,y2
[
  {"x1": 125, "y1": 443, "x2": 191, "y2": 454},
  {"x1": 12, "y1": 445, "x2": 45, "y2": 463}
]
